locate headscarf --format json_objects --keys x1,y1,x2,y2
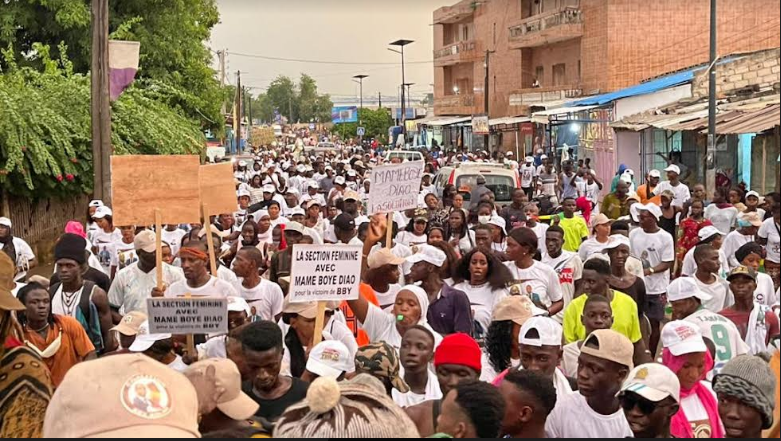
[
  {"x1": 64, "y1": 221, "x2": 87, "y2": 239},
  {"x1": 398, "y1": 285, "x2": 430, "y2": 326},
  {"x1": 662, "y1": 348, "x2": 724, "y2": 439}
]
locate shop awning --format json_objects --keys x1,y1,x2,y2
[
  {"x1": 489, "y1": 116, "x2": 530, "y2": 126},
  {"x1": 707, "y1": 104, "x2": 780, "y2": 134},
  {"x1": 423, "y1": 116, "x2": 472, "y2": 126},
  {"x1": 530, "y1": 105, "x2": 598, "y2": 124}
]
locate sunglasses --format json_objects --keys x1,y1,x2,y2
[{"x1": 620, "y1": 393, "x2": 659, "y2": 415}]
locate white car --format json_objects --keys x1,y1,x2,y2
[
  {"x1": 434, "y1": 162, "x2": 520, "y2": 207},
  {"x1": 383, "y1": 150, "x2": 425, "y2": 163}
]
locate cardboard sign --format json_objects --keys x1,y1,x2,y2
[
  {"x1": 472, "y1": 115, "x2": 490, "y2": 135},
  {"x1": 111, "y1": 155, "x2": 201, "y2": 226},
  {"x1": 146, "y1": 297, "x2": 228, "y2": 335},
  {"x1": 367, "y1": 161, "x2": 425, "y2": 214},
  {"x1": 200, "y1": 162, "x2": 238, "y2": 216},
  {"x1": 288, "y1": 245, "x2": 362, "y2": 303}
]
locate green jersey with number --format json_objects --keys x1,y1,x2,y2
[{"x1": 686, "y1": 308, "x2": 749, "y2": 374}]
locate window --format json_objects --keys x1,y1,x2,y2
[
  {"x1": 535, "y1": 66, "x2": 544, "y2": 85},
  {"x1": 553, "y1": 63, "x2": 566, "y2": 86}
]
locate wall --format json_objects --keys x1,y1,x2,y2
[
  {"x1": 615, "y1": 131, "x2": 643, "y2": 176},
  {"x1": 691, "y1": 48, "x2": 780, "y2": 99},
  {"x1": 527, "y1": 38, "x2": 582, "y2": 88},
  {"x1": 614, "y1": 84, "x2": 692, "y2": 120},
  {"x1": 580, "y1": 0, "x2": 610, "y2": 94}
]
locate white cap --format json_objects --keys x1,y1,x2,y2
[
  {"x1": 697, "y1": 225, "x2": 721, "y2": 241},
  {"x1": 664, "y1": 164, "x2": 681, "y2": 175},
  {"x1": 307, "y1": 180, "x2": 319, "y2": 189},
  {"x1": 285, "y1": 221, "x2": 306, "y2": 235},
  {"x1": 88, "y1": 200, "x2": 104, "y2": 208},
  {"x1": 540, "y1": 154, "x2": 548, "y2": 160},
  {"x1": 488, "y1": 216, "x2": 506, "y2": 232},
  {"x1": 262, "y1": 184, "x2": 276, "y2": 193},
  {"x1": 621, "y1": 363, "x2": 681, "y2": 404},
  {"x1": 525, "y1": 156, "x2": 534, "y2": 163},
  {"x1": 347, "y1": 170, "x2": 357, "y2": 177},
  {"x1": 296, "y1": 165, "x2": 306, "y2": 173},
  {"x1": 635, "y1": 203, "x2": 662, "y2": 220},
  {"x1": 290, "y1": 207, "x2": 306, "y2": 217},
  {"x1": 129, "y1": 321, "x2": 172, "y2": 353},
  {"x1": 406, "y1": 244, "x2": 446, "y2": 268},
  {"x1": 661, "y1": 320, "x2": 707, "y2": 356},
  {"x1": 93, "y1": 206, "x2": 113, "y2": 219},
  {"x1": 746, "y1": 190, "x2": 760, "y2": 199},
  {"x1": 227, "y1": 297, "x2": 251, "y2": 316},
  {"x1": 334, "y1": 176, "x2": 346, "y2": 186},
  {"x1": 237, "y1": 188, "x2": 251, "y2": 198},
  {"x1": 519, "y1": 317, "x2": 563, "y2": 347},
  {"x1": 505, "y1": 151, "x2": 514, "y2": 156},
  {"x1": 648, "y1": 170, "x2": 661, "y2": 178},
  {"x1": 0, "y1": 217, "x2": 11, "y2": 228},
  {"x1": 603, "y1": 234, "x2": 632, "y2": 250},
  {"x1": 305, "y1": 340, "x2": 352, "y2": 379},
  {"x1": 667, "y1": 277, "x2": 712, "y2": 302},
  {"x1": 620, "y1": 174, "x2": 633, "y2": 184}
]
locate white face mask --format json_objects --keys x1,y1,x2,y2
[{"x1": 478, "y1": 215, "x2": 491, "y2": 225}]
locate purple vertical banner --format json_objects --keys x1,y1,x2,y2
[{"x1": 108, "y1": 40, "x2": 140, "y2": 101}]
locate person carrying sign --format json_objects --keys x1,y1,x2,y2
[{"x1": 159, "y1": 240, "x2": 237, "y2": 299}]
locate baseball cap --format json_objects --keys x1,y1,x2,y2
[
  {"x1": 603, "y1": 234, "x2": 631, "y2": 250},
  {"x1": 262, "y1": 184, "x2": 276, "y2": 193},
  {"x1": 664, "y1": 164, "x2": 681, "y2": 175},
  {"x1": 343, "y1": 190, "x2": 360, "y2": 202},
  {"x1": 540, "y1": 154, "x2": 548, "y2": 160},
  {"x1": 698, "y1": 225, "x2": 721, "y2": 241},
  {"x1": 355, "y1": 342, "x2": 409, "y2": 393},
  {"x1": 434, "y1": 333, "x2": 482, "y2": 373},
  {"x1": 43, "y1": 354, "x2": 200, "y2": 438},
  {"x1": 519, "y1": 317, "x2": 562, "y2": 347},
  {"x1": 184, "y1": 359, "x2": 259, "y2": 421},
  {"x1": 593, "y1": 213, "x2": 611, "y2": 226},
  {"x1": 306, "y1": 199, "x2": 321, "y2": 209},
  {"x1": 667, "y1": 277, "x2": 713, "y2": 302},
  {"x1": 406, "y1": 244, "x2": 446, "y2": 267},
  {"x1": 88, "y1": 199, "x2": 105, "y2": 208},
  {"x1": 492, "y1": 296, "x2": 534, "y2": 326},
  {"x1": 0, "y1": 252, "x2": 24, "y2": 311},
  {"x1": 635, "y1": 203, "x2": 662, "y2": 220},
  {"x1": 745, "y1": 190, "x2": 760, "y2": 199},
  {"x1": 525, "y1": 156, "x2": 534, "y2": 163},
  {"x1": 93, "y1": 206, "x2": 113, "y2": 219},
  {"x1": 286, "y1": 187, "x2": 301, "y2": 196},
  {"x1": 354, "y1": 160, "x2": 365, "y2": 169},
  {"x1": 648, "y1": 169, "x2": 661, "y2": 178},
  {"x1": 727, "y1": 265, "x2": 757, "y2": 282},
  {"x1": 307, "y1": 180, "x2": 319, "y2": 189},
  {"x1": 347, "y1": 170, "x2": 357, "y2": 177},
  {"x1": 227, "y1": 296, "x2": 251, "y2": 315},
  {"x1": 333, "y1": 213, "x2": 356, "y2": 232},
  {"x1": 505, "y1": 151, "x2": 514, "y2": 157},
  {"x1": 285, "y1": 221, "x2": 306, "y2": 235},
  {"x1": 297, "y1": 164, "x2": 307, "y2": 173},
  {"x1": 306, "y1": 340, "x2": 352, "y2": 379},
  {"x1": 488, "y1": 216, "x2": 506, "y2": 232},
  {"x1": 738, "y1": 211, "x2": 763, "y2": 227},
  {"x1": 111, "y1": 311, "x2": 148, "y2": 337},
  {"x1": 290, "y1": 207, "x2": 306, "y2": 217},
  {"x1": 237, "y1": 188, "x2": 251, "y2": 198},
  {"x1": 367, "y1": 248, "x2": 406, "y2": 269},
  {"x1": 581, "y1": 329, "x2": 634, "y2": 369},
  {"x1": 620, "y1": 363, "x2": 681, "y2": 404},
  {"x1": 661, "y1": 320, "x2": 707, "y2": 356},
  {"x1": 334, "y1": 176, "x2": 346, "y2": 186},
  {"x1": 134, "y1": 230, "x2": 156, "y2": 253},
  {"x1": 129, "y1": 321, "x2": 172, "y2": 353},
  {"x1": 0, "y1": 217, "x2": 10, "y2": 228}
]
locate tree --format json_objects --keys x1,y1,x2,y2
[
  {"x1": 265, "y1": 76, "x2": 297, "y2": 123},
  {"x1": 334, "y1": 108, "x2": 392, "y2": 142}
]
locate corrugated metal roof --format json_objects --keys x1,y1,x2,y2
[
  {"x1": 423, "y1": 116, "x2": 472, "y2": 126},
  {"x1": 610, "y1": 101, "x2": 780, "y2": 134},
  {"x1": 530, "y1": 105, "x2": 598, "y2": 123},
  {"x1": 489, "y1": 116, "x2": 531, "y2": 126},
  {"x1": 706, "y1": 104, "x2": 780, "y2": 134}
]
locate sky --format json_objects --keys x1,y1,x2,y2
[{"x1": 209, "y1": 0, "x2": 458, "y2": 103}]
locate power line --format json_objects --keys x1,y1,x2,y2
[{"x1": 226, "y1": 51, "x2": 433, "y2": 65}]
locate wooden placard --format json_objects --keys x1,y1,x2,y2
[
  {"x1": 111, "y1": 155, "x2": 201, "y2": 226},
  {"x1": 200, "y1": 162, "x2": 238, "y2": 216}
]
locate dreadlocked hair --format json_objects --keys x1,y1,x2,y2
[
  {"x1": 16, "y1": 282, "x2": 54, "y2": 326},
  {"x1": 486, "y1": 320, "x2": 515, "y2": 373}
]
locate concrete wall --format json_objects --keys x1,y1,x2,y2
[{"x1": 691, "y1": 48, "x2": 780, "y2": 99}]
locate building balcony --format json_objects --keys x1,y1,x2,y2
[
  {"x1": 509, "y1": 85, "x2": 582, "y2": 107},
  {"x1": 434, "y1": 94, "x2": 476, "y2": 116},
  {"x1": 434, "y1": 40, "x2": 481, "y2": 67},
  {"x1": 434, "y1": 1, "x2": 476, "y2": 25},
  {"x1": 508, "y1": 6, "x2": 583, "y2": 49}
]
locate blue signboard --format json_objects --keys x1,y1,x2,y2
[
  {"x1": 331, "y1": 106, "x2": 359, "y2": 124},
  {"x1": 395, "y1": 108, "x2": 417, "y2": 120}
]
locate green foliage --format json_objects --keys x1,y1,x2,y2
[
  {"x1": 332, "y1": 108, "x2": 392, "y2": 143},
  {"x1": 254, "y1": 74, "x2": 333, "y2": 124},
  {"x1": 0, "y1": 44, "x2": 204, "y2": 199}
]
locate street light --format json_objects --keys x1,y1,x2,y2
[
  {"x1": 389, "y1": 39, "x2": 414, "y2": 142},
  {"x1": 353, "y1": 74, "x2": 369, "y2": 144},
  {"x1": 403, "y1": 82, "x2": 415, "y2": 123}
]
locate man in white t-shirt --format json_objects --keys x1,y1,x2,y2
[
  {"x1": 653, "y1": 165, "x2": 690, "y2": 208},
  {"x1": 231, "y1": 246, "x2": 283, "y2": 322},
  {"x1": 757, "y1": 203, "x2": 780, "y2": 279},
  {"x1": 691, "y1": 244, "x2": 734, "y2": 312},
  {"x1": 667, "y1": 277, "x2": 748, "y2": 374},
  {"x1": 520, "y1": 157, "x2": 537, "y2": 199},
  {"x1": 161, "y1": 225, "x2": 186, "y2": 258},
  {"x1": 545, "y1": 330, "x2": 634, "y2": 438},
  {"x1": 541, "y1": 226, "x2": 583, "y2": 324},
  {"x1": 161, "y1": 241, "x2": 238, "y2": 299},
  {"x1": 723, "y1": 212, "x2": 761, "y2": 269},
  {"x1": 629, "y1": 203, "x2": 675, "y2": 353},
  {"x1": 0, "y1": 217, "x2": 36, "y2": 282}
]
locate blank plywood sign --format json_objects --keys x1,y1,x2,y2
[
  {"x1": 111, "y1": 155, "x2": 202, "y2": 226},
  {"x1": 200, "y1": 163, "x2": 237, "y2": 216}
]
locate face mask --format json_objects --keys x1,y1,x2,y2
[{"x1": 478, "y1": 215, "x2": 491, "y2": 225}]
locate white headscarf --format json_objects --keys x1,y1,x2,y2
[{"x1": 399, "y1": 284, "x2": 430, "y2": 326}]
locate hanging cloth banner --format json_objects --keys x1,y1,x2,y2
[{"x1": 109, "y1": 40, "x2": 140, "y2": 101}]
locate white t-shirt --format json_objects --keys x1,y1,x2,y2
[
  {"x1": 541, "y1": 251, "x2": 583, "y2": 324},
  {"x1": 217, "y1": 265, "x2": 239, "y2": 285},
  {"x1": 685, "y1": 308, "x2": 748, "y2": 374},
  {"x1": 577, "y1": 181, "x2": 601, "y2": 205},
  {"x1": 109, "y1": 240, "x2": 137, "y2": 272},
  {"x1": 704, "y1": 205, "x2": 739, "y2": 235},
  {"x1": 392, "y1": 370, "x2": 442, "y2": 408},
  {"x1": 681, "y1": 247, "x2": 729, "y2": 279},
  {"x1": 520, "y1": 164, "x2": 537, "y2": 188},
  {"x1": 453, "y1": 282, "x2": 509, "y2": 332},
  {"x1": 92, "y1": 228, "x2": 122, "y2": 273},
  {"x1": 449, "y1": 230, "x2": 477, "y2": 255},
  {"x1": 561, "y1": 342, "x2": 581, "y2": 378},
  {"x1": 758, "y1": 217, "x2": 780, "y2": 263},
  {"x1": 233, "y1": 279, "x2": 284, "y2": 321},
  {"x1": 479, "y1": 352, "x2": 520, "y2": 383},
  {"x1": 679, "y1": 381, "x2": 720, "y2": 438},
  {"x1": 629, "y1": 228, "x2": 675, "y2": 295},
  {"x1": 693, "y1": 275, "x2": 733, "y2": 312},
  {"x1": 396, "y1": 231, "x2": 428, "y2": 248},
  {"x1": 373, "y1": 284, "x2": 403, "y2": 312},
  {"x1": 161, "y1": 228, "x2": 186, "y2": 257},
  {"x1": 755, "y1": 272, "x2": 778, "y2": 306},
  {"x1": 578, "y1": 237, "x2": 611, "y2": 262},
  {"x1": 165, "y1": 276, "x2": 238, "y2": 299},
  {"x1": 654, "y1": 181, "x2": 691, "y2": 208},
  {"x1": 504, "y1": 260, "x2": 564, "y2": 309},
  {"x1": 528, "y1": 222, "x2": 549, "y2": 254},
  {"x1": 0, "y1": 237, "x2": 35, "y2": 281},
  {"x1": 108, "y1": 263, "x2": 185, "y2": 314},
  {"x1": 545, "y1": 392, "x2": 633, "y2": 438},
  {"x1": 722, "y1": 231, "x2": 754, "y2": 269},
  {"x1": 360, "y1": 303, "x2": 442, "y2": 352}
]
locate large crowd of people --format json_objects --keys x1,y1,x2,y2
[{"x1": 0, "y1": 144, "x2": 778, "y2": 438}]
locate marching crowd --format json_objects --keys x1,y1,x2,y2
[{"x1": 0, "y1": 143, "x2": 778, "y2": 438}]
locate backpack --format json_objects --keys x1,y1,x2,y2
[{"x1": 49, "y1": 280, "x2": 104, "y2": 353}]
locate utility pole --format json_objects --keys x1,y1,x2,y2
[
  {"x1": 484, "y1": 49, "x2": 494, "y2": 153},
  {"x1": 244, "y1": 86, "x2": 252, "y2": 145},
  {"x1": 390, "y1": 39, "x2": 414, "y2": 144},
  {"x1": 378, "y1": 92, "x2": 382, "y2": 108},
  {"x1": 707, "y1": 0, "x2": 717, "y2": 170},
  {"x1": 235, "y1": 70, "x2": 242, "y2": 154},
  {"x1": 91, "y1": 0, "x2": 111, "y2": 204},
  {"x1": 218, "y1": 50, "x2": 227, "y2": 145},
  {"x1": 354, "y1": 75, "x2": 368, "y2": 145}
]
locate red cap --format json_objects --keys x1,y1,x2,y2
[{"x1": 434, "y1": 333, "x2": 482, "y2": 373}]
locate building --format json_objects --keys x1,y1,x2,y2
[{"x1": 431, "y1": 0, "x2": 780, "y2": 153}]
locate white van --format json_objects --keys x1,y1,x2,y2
[
  {"x1": 384, "y1": 150, "x2": 425, "y2": 163},
  {"x1": 434, "y1": 162, "x2": 520, "y2": 207}
]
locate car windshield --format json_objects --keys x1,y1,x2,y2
[{"x1": 456, "y1": 174, "x2": 514, "y2": 202}]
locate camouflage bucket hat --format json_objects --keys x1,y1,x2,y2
[{"x1": 354, "y1": 341, "x2": 409, "y2": 393}]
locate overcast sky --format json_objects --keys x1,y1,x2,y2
[{"x1": 209, "y1": 0, "x2": 457, "y2": 101}]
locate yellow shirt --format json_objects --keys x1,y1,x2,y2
[
  {"x1": 558, "y1": 215, "x2": 590, "y2": 253},
  {"x1": 563, "y1": 290, "x2": 642, "y2": 344}
]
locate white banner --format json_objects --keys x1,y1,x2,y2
[
  {"x1": 146, "y1": 298, "x2": 228, "y2": 335},
  {"x1": 288, "y1": 245, "x2": 362, "y2": 303},
  {"x1": 368, "y1": 160, "x2": 425, "y2": 214}
]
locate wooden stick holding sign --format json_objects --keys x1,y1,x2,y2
[
  {"x1": 202, "y1": 203, "x2": 219, "y2": 278},
  {"x1": 155, "y1": 209, "x2": 164, "y2": 291},
  {"x1": 198, "y1": 162, "x2": 238, "y2": 278},
  {"x1": 312, "y1": 301, "x2": 328, "y2": 346}
]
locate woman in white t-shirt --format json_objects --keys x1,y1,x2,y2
[
  {"x1": 396, "y1": 214, "x2": 429, "y2": 248},
  {"x1": 578, "y1": 213, "x2": 612, "y2": 261},
  {"x1": 757, "y1": 202, "x2": 780, "y2": 290},
  {"x1": 453, "y1": 248, "x2": 514, "y2": 337},
  {"x1": 504, "y1": 228, "x2": 564, "y2": 317},
  {"x1": 91, "y1": 206, "x2": 122, "y2": 274},
  {"x1": 346, "y1": 285, "x2": 443, "y2": 352},
  {"x1": 704, "y1": 187, "x2": 739, "y2": 235},
  {"x1": 446, "y1": 209, "x2": 475, "y2": 255},
  {"x1": 661, "y1": 321, "x2": 724, "y2": 438}
]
